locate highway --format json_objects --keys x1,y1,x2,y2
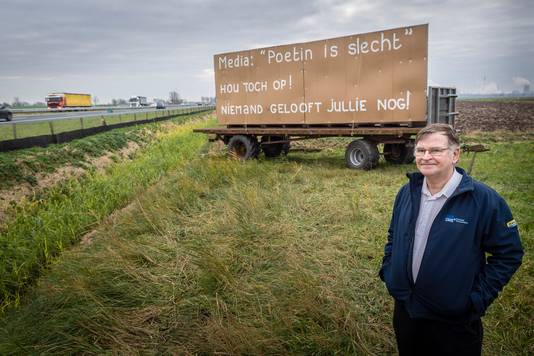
[
  {"x1": 1, "y1": 105, "x2": 200, "y2": 124},
  {"x1": 12, "y1": 108, "x2": 150, "y2": 123}
]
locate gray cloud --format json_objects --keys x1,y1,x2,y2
[{"x1": 1, "y1": 0, "x2": 533, "y2": 103}]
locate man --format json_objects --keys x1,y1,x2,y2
[{"x1": 379, "y1": 123, "x2": 523, "y2": 355}]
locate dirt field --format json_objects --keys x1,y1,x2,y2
[{"x1": 456, "y1": 100, "x2": 534, "y2": 132}]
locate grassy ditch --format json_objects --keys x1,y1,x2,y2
[
  {"x1": 0, "y1": 128, "x2": 145, "y2": 189},
  {"x1": 0, "y1": 114, "x2": 215, "y2": 312},
  {"x1": 0, "y1": 111, "x2": 210, "y2": 189},
  {"x1": 0, "y1": 133, "x2": 532, "y2": 354}
]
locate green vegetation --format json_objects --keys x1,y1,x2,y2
[
  {"x1": 459, "y1": 96, "x2": 534, "y2": 104},
  {"x1": 460, "y1": 131, "x2": 534, "y2": 143},
  {"x1": 0, "y1": 110, "x2": 211, "y2": 188},
  {"x1": 0, "y1": 128, "x2": 145, "y2": 188},
  {"x1": 0, "y1": 131, "x2": 532, "y2": 355},
  {"x1": 0, "y1": 113, "x2": 213, "y2": 312},
  {"x1": 0, "y1": 107, "x2": 207, "y2": 141}
]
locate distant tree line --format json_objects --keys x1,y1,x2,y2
[
  {"x1": 110, "y1": 91, "x2": 185, "y2": 106},
  {"x1": 169, "y1": 91, "x2": 183, "y2": 104},
  {"x1": 201, "y1": 96, "x2": 216, "y2": 104},
  {"x1": 111, "y1": 98, "x2": 129, "y2": 106},
  {"x1": 2, "y1": 90, "x2": 212, "y2": 108},
  {"x1": 2, "y1": 97, "x2": 47, "y2": 108}
]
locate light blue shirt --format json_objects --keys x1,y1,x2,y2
[{"x1": 412, "y1": 169, "x2": 463, "y2": 282}]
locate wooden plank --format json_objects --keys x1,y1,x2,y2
[{"x1": 194, "y1": 126, "x2": 420, "y2": 136}]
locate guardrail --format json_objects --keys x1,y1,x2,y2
[
  {"x1": 0, "y1": 105, "x2": 215, "y2": 152},
  {"x1": 10, "y1": 104, "x2": 204, "y2": 115},
  {"x1": 11, "y1": 107, "x2": 106, "y2": 114}
]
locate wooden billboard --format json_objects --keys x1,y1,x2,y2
[{"x1": 214, "y1": 24, "x2": 428, "y2": 126}]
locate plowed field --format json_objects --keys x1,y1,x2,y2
[{"x1": 456, "y1": 100, "x2": 534, "y2": 132}]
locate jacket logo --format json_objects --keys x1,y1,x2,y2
[
  {"x1": 507, "y1": 219, "x2": 517, "y2": 228},
  {"x1": 445, "y1": 214, "x2": 468, "y2": 224}
]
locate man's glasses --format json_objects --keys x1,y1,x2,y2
[{"x1": 414, "y1": 147, "x2": 451, "y2": 157}]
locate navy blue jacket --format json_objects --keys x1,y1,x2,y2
[{"x1": 379, "y1": 167, "x2": 523, "y2": 322}]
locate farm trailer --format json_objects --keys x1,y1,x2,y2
[
  {"x1": 195, "y1": 87, "x2": 457, "y2": 169},
  {"x1": 195, "y1": 24, "x2": 458, "y2": 169}
]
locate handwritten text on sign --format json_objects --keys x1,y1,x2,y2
[{"x1": 214, "y1": 25, "x2": 427, "y2": 124}]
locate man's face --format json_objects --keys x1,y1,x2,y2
[{"x1": 415, "y1": 133, "x2": 460, "y2": 179}]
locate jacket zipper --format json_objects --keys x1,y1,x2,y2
[{"x1": 410, "y1": 186, "x2": 471, "y2": 288}]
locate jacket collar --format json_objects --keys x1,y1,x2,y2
[{"x1": 406, "y1": 167, "x2": 474, "y2": 198}]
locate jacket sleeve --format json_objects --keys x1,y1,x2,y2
[
  {"x1": 470, "y1": 195, "x2": 524, "y2": 315},
  {"x1": 379, "y1": 189, "x2": 401, "y2": 282}
]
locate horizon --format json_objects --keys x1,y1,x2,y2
[{"x1": 2, "y1": 0, "x2": 532, "y2": 104}]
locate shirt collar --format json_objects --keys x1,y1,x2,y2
[{"x1": 422, "y1": 169, "x2": 463, "y2": 199}]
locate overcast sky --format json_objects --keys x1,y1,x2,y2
[{"x1": 1, "y1": 0, "x2": 533, "y2": 104}]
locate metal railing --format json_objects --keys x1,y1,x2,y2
[
  {"x1": 0, "y1": 105, "x2": 215, "y2": 151},
  {"x1": 9, "y1": 103, "x2": 203, "y2": 114}
]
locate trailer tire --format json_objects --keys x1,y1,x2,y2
[
  {"x1": 282, "y1": 141, "x2": 291, "y2": 155},
  {"x1": 384, "y1": 143, "x2": 414, "y2": 164},
  {"x1": 227, "y1": 135, "x2": 260, "y2": 160},
  {"x1": 404, "y1": 147, "x2": 415, "y2": 164},
  {"x1": 345, "y1": 139, "x2": 379, "y2": 170},
  {"x1": 260, "y1": 136, "x2": 287, "y2": 158}
]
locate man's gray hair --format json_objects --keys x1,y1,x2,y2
[{"x1": 415, "y1": 124, "x2": 460, "y2": 148}]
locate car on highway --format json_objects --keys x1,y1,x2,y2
[
  {"x1": 0, "y1": 105, "x2": 13, "y2": 121},
  {"x1": 156, "y1": 102, "x2": 166, "y2": 109}
]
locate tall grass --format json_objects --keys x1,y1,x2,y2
[
  {"x1": 0, "y1": 133, "x2": 531, "y2": 354},
  {"x1": 0, "y1": 110, "x2": 212, "y2": 187},
  {"x1": 0, "y1": 115, "x2": 215, "y2": 312}
]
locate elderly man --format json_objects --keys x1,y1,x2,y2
[{"x1": 379, "y1": 123, "x2": 523, "y2": 355}]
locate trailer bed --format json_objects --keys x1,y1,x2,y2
[{"x1": 194, "y1": 126, "x2": 421, "y2": 137}]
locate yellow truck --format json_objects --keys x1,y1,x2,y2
[{"x1": 45, "y1": 93, "x2": 92, "y2": 109}]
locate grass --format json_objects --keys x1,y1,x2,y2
[
  {"x1": 460, "y1": 130, "x2": 534, "y2": 143},
  {"x1": 0, "y1": 109, "x2": 211, "y2": 188},
  {"x1": 458, "y1": 97, "x2": 534, "y2": 104},
  {"x1": 0, "y1": 131, "x2": 532, "y2": 355},
  {"x1": 0, "y1": 107, "x2": 209, "y2": 141},
  {"x1": 0, "y1": 128, "x2": 144, "y2": 188},
  {"x1": 0, "y1": 113, "x2": 214, "y2": 312}
]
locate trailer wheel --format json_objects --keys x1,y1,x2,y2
[
  {"x1": 384, "y1": 143, "x2": 415, "y2": 164},
  {"x1": 227, "y1": 135, "x2": 260, "y2": 160},
  {"x1": 345, "y1": 139, "x2": 379, "y2": 170},
  {"x1": 260, "y1": 136, "x2": 287, "y2": 158},
  {"x1": 282, "y1": 141, "x2": 291, "y2": 155}
]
